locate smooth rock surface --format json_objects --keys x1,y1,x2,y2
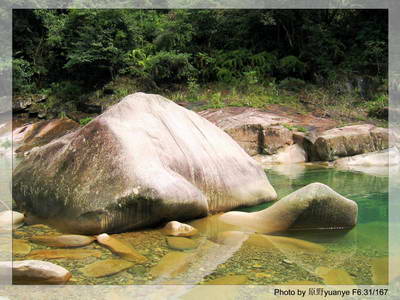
[
  {"x1": 0, "y1": 210, "x2": 24, "y2": 228},
  {"x1": 166, "y1": 237, "x2": 198, "y2": 250},
  {"x1": 30, "y1": 234, "x2": 96, "y2": 248},
  {"x1": 96, "y1": 233, "x2": 147, "y2": 263},
  {"x1": 13, "y1": 93, "x2": 276, "y2": 234},
  {"x1": 26, "y1": 249, "x2": 102, "y2": 260},
  {"x1": 12, "y1": 239, "x2": 32, "y2": 256},
  {"x1": 262, "y1": 125, "x2": 294, "y2": 155},
  {"x1": 215, "y1": 231, "x2": 248, "y2": 246},
  {"x1": 254, "y1": 144, "x2": 307, "y2": 164},
  {"x1": 199, "y1": 108, "x2": 293, "y2": 156},
  {"x1": 199, "y1": 106, "x2": 338, "y2": 158},
  {"x1": 162, "y1": 221, "x2": 198, "y2": 237},
  {"x1": 2, "y1": 260, "x2": 72, "y2": 284},
  {"x1": 312, "y1": 124, "x2": 389, "y2": 161},
  {"x1": 216, "y1": 231, "x2": 325, "y2": 253},
  {"x1": 80, "y1": 259, "x2": 134, "y2": 278},
  {"x1": 220, "y1": 182, "x2": 358, "y2": 233},
  {"x1": 246, "y1": 234, "x2": 325, "y2": 253},
  {"x1": 334, "y1": 147, "x2": 400, "y2": 167},
  {"x1": 149, "y1": 251, "x2": 193, "y2": 278}
]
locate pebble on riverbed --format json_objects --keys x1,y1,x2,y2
[
  {"x1": 166, "y1": 237, "x2": 198, "y2": 250},
  {"x1": 80, "y1": 259, "x2": 135, "y2": 278},
  {"x1": 96, "y1": 233, "x2": 148, "y2": 263},
  {"x1": 12, "y1": 239, "x2": 31, "y2": 256},
  {"x1": 1, "y1": 260, "x2": 72, "y2": 284},
  {"x1": 162, "y1": 221, "x2": 198, "y2": 237},
  {"x1": 30, "y1": 234, "x2": 96, "y2": 248},
  {"x1": 149, "y1": 251, "x2": 193, "y2": 279},
  {"x1": 26, "y1": 249, "x2": 102, "y2": 260}
]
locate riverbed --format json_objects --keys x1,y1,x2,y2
[{"x1": 9, "y1": 163, "x2": 389, "y2": 285}]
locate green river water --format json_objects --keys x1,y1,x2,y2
[{"x1": 10, "y1": 163, "x2": 390, "y2": 285}]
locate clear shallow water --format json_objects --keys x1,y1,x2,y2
[
  {"x1": 11, "y1": 163, "x2": 390, "y2": 285},
  {"x1": 251, "y1": 165, "x2": 389, "y2": 256}
]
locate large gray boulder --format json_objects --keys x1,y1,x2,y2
[
  {"x1": 220, "y1": 183, "x2": 358, "y2": 233},
  {"x1": 13, "y1": 93, "x2": 276, "y2": 234},
  {"x1": 311, "y1": 124, "x2": 389, "y2": 161}
]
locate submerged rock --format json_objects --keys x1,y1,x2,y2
[
  {"x1": 1, "y1": 260, "x2": 72, "y2": 284},
  {"x1": 13, "y1": 93, "x2": 276, "y2": 234},
  {"x1": 80, "y1": 259, "x2": 134, "y2": 278},
  {"x1": 30, "y1": 234, "x2": 96, "y2": 248},
  {"x1": 215, "y1": 231, "x2": 248, "y2": 246},
  {"x1": 149, "y1": 251, "x2": 193, "y2": 278},
  {"x1": 371, "y1": 257, "x2": 388, "y2": 285},
  {"x1": 26, "y1": 249, "x2": 102, "y2": 260},
  {"x1": 315, "y1": 267, "x2": 355, "y2": 285},
  {"x1": 12, "y1": 239, "x2": 32, "y2": 256},
  {"x1": 246, "y1": 234, "x2": 325, "y2": 253},
  {"x1": 203, "y1": 275, "x2": 248, "y2": 285},
  {"x1": 216, "y1": 231, "x2": 325, "y2": 253},
  {"x1": 96, "y1": 233, "x2": 147, "y2": 263},
  {"x1": 220, "y1": 182, "x2": 358, "y2": 233},
  {"x1": 166, "y1": 237, "x2": 198, "y2": 250},
  {"x1": 162, "y1": 221, "x2": 198, "y2": 237}
]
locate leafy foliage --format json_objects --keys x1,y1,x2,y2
[
  {"x1": 13, "y1": 9, "x2": 387, "y2": 111},
  {"x1": 79, "y1": 117, "x2": 93, "y2": 126}
]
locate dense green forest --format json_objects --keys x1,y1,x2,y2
[{"x1": 13, "y1": 9, "x2": 388, "y2": 122}]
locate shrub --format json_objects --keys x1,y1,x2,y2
[
  {"x1": 79, "y1": 117, "x2": 93, "y2": 126},
  {"x1": 278, "y1": 78, "x2": 306, "y2": 92},
  {"x1": 365, "y1": 94, "x2": 388, "y2": 119},
  {"x1": 13, "y1": 58, "x2": 36, "y2": 94},
  {"x1": 145, "y1": 51, "x2": 197, "y2": 84},
  {"x1": 278, "y1": 56, "x2": 306, "y2": 76},
  {"x1": 209, "y1": 92, "x2": 225, "y2": 109}
]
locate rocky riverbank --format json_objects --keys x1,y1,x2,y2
[{"x1": 7, "y1": 98, "x2": 398, "y2": 166}]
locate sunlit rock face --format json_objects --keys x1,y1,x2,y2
[
  {"x1": 220, "y1": 182, "x2": 357, "y2": 233},
  {"x1": 13, "y1": 93, "x2": 277, "y2": 234},
  {"x1": 14, "y1": 118, "x2": 80, "y2": 155},
  {"x1": 311, "y1": 124, "x2": 389, "y2": 161}
]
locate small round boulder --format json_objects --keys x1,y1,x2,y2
[{"x1": 162, "y1": 221, "x2": 198, "y2": 237}]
